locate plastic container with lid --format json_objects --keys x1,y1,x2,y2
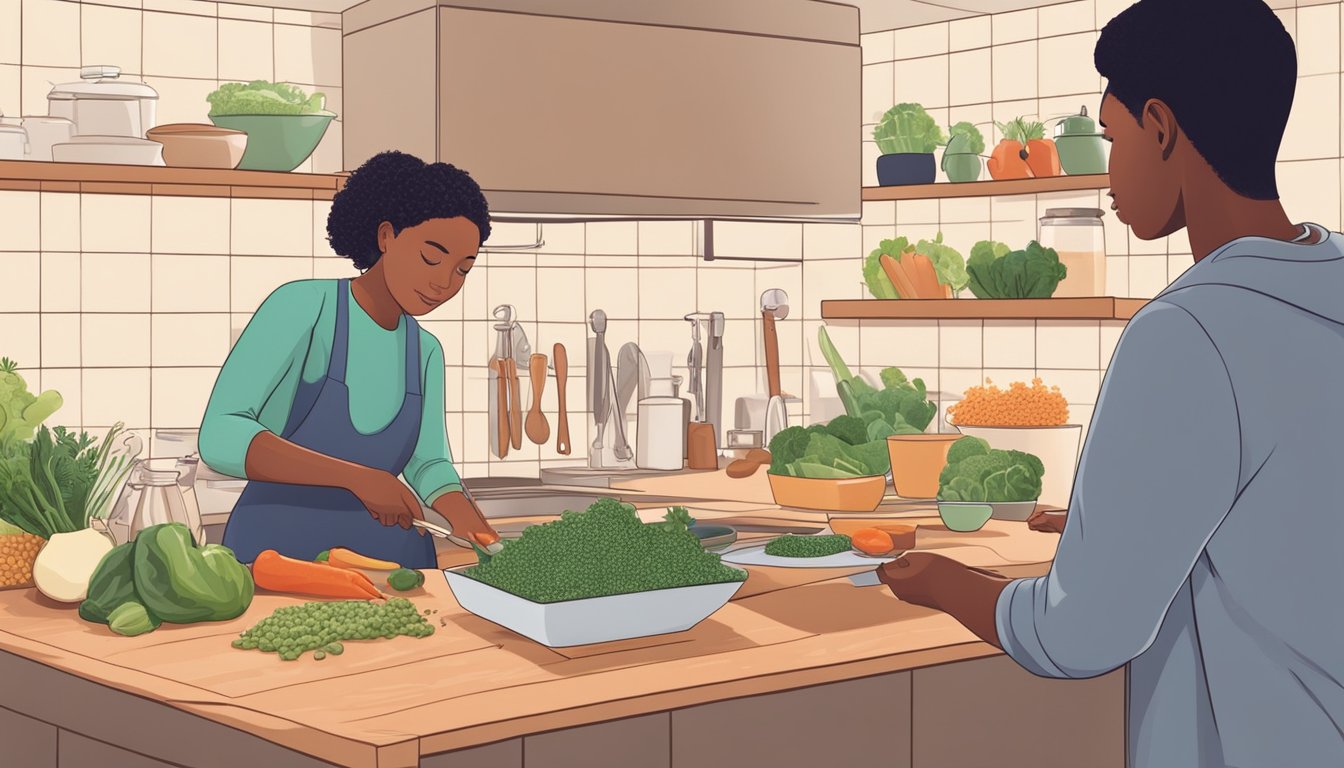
[
  {"x1": 1053, "y1": 105, "x2": 1109, "y2": 176},
  {"x1": 1039, "y1": 208, "x2": 1107, "y2": 297},
  {"x1": 47, "y1": 66, "x2": 159, "y2": 138},
  {"x1": 0, "y1": 112, "x2": 27, "y2": 160}
]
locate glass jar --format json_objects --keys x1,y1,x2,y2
[
  {"x1": 128, "y1": 467, "x2": 205, "y2": 545},
  {"x1": 1039, "y1": 208, "x2": 1107, "y2": 297}
]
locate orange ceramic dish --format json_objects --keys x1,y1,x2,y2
[
  {"x1": 886, "y1": 434, "x2": 961, "y2": 499},
  {"x1": 767, "y1": 474, "x2": 886, "y2": 513}
]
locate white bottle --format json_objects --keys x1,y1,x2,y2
[{"x1": 636, "y1": 397, "x2": 687, "y2": 471}]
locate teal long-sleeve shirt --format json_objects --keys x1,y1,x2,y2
[{"x1": 199, "y1": 279, "x2": 462, "y2": 505}]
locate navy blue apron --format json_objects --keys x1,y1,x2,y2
[{"x1": 222, "y1": 278, "x2": 438, "y2": 569}]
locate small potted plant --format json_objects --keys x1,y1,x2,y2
[
  {"x1": 940, "y1": 122, "x2": 985, "y2": 183},
  {"x1": 873, "y1": 103, "x2": 945, "y2": 186}
]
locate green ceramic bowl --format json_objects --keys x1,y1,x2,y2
[
  {"x1": 937, "y1": 501, "x2": 994, "y2": 532},
  {"x1": 208, "y1": 113, "x2": 334, "y2": 172}
]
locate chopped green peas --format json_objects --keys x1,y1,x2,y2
[
  {"x1": 233, "y1": 598, "x2": 434, "y2": 662},
  {"x1": 764, "y1": 534, "x2": 852, "y2": 558}
]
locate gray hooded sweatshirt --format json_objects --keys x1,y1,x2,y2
[{"x1": 996, "y1": 223, "x2": 1344, "y2": 767}]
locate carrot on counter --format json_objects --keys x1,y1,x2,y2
[
  {"x1": 326, "y1": 548, "x2": 401, "y2": 571},
  {"x1": 252, "y1": 550, "x2": 383, "y2": 600}
]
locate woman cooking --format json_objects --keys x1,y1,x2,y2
[{"x1": 199, "y1": 151, "x2": 502, "y2": 568}]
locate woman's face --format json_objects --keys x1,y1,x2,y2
[{"x1": 377, "y1": 216, "x2": 481, "y2": 316}]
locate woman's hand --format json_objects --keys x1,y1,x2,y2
[
  {"x1": 433, "y1": 491, "x2": 502, "y2": 551},
  {"x1": 346, "y1": 469, "x2": 425, "y2": 532},
  {"x1": 1027, "y1": 508, "x2": 1067, "y2": 534}
]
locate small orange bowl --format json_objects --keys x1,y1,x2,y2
[{"x1": 767, "y1": 474, "x2": 887, "y2": 513}]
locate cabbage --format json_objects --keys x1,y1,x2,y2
[
  {"x1": 207, "y1": 81, "x2": 328, "y2": 116},
  {"x1": 873, "y1": 103, "x2": 946, "y2": 154}
]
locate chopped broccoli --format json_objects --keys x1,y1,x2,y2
[
  {"x1": 938, "y1": 437, "x2": 1044, "y2": 502},
  {"x1": 463, "y1": 498, "x2": 746, "y2": 603},
  {"x1": 764, "y1": 534, "x2": 852, "y2": 558}
]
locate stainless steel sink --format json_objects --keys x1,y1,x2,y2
[{"x1": 466, "y1": 477, "x2": 607, "y2": 520}]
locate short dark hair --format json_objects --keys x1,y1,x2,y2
[
  {"x1": 1094, "y1": 0, "x2": 1296, "y2": 200},
  {"x1": 327, "y1": 151, "x2": 492, "y2": 270}
]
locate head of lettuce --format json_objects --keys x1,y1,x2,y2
[{"x1": 80, "y1": 523, "x2": 254, "y2": 634}]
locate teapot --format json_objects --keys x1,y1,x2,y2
[{"x1": 1053, "y1": 105, "x2": 1109, "y2": 176}]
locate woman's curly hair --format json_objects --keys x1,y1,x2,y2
[{"x1": 327, "y1": 151, "x2": 492, "y2": 270}]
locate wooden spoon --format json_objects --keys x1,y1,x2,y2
[
  {"x1": 553, "y1": 343, "x2": 571, "y2": 455},
  {"x1": 525, "y1": 353, "x2": 550, "y2": 445}
]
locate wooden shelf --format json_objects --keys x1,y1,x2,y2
[
  {"x1": 822, "y1": 297, "x2": 1147, "y2": 321},
  {"x1": 0, "y1": 159, "x2": 347, "y2": 200},
  {"x1": 862, "y1": 174, "x2": 1110, "y2": 201}
]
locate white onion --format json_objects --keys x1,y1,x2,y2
[{"x1": 33, "y1": 528, "x2": 115, "y2": 603}]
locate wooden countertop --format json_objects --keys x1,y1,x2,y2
[{"x1": 0, "y1": 470, "x2": 1060, "y2": 767}]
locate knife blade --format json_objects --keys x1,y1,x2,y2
[{"x1": 849, "y1": 569, "x2": 882, "y2": 587}]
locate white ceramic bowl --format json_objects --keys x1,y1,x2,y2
[
  {"x1": 443, "y1": 569, "x2": 743, "y2": 648},
  {"x1": 946, "y1": 417, "x2": 1082, "y2": 509},
  {"x1": 51, "y1": 135, "x2": 165, "y2": 165}
]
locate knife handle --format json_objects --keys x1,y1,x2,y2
[
  {"x1": 554, "y1": 343, "x2": 571, "y2": 455},
  {"x1": 505, "y1": 358, "x2": 523, "y2": 450},
  {"x1": 490, "y1": 359, "x2": 510, "y2": 459}
]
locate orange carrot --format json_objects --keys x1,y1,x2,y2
[
  {"x1": 327, "y1": 547, "x2": 400, "y2": 571},
  {"x1": 252, "y1": 550, "x2": 383, "y2": 600}
]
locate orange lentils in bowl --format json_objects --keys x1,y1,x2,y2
[{"x1": 948, "y1": 378, "x2": 1069, "y2": 427}]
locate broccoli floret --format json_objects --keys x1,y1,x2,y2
[
  {"x1": 462, "y1": 499, "x2": 746, "y2": 603},
  {"x1": 763, "y1": 534, "x2": 852, "y2": 558}
]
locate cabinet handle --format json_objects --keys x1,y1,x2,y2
[{"x1": 485, "y1": 223, "x2": 545, "y2": 251}]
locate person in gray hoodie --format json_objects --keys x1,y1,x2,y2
[{"x1": 877, "y1": 0, "x2": 1344, "y2": 765}]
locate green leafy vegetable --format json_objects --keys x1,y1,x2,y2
[
  {"x1": 463, "y1": 498, "x2": 746, "y2": 603},
  {"x1": 965, "y1": 240, "x2": 1068, "y2": 299},
  {"x1": 659, "y1": 506, "x2": 696, "y2": 533},
  {"x1": 0, "y1": 359, "x2": 63, "y2": 443},
  {"x1": 938, "y1": 437, "x2": 1044, "y2": 502},
  {"x1": 873, "y1": 103, "x2": 946, "y2": 154},
  {"x1": 79, "y1": 542, "x2": 138, "y2": 624},
  {"x1": 863, "y1": 234, "x2": 968, "y2": 298},
  {"x1": 766, "y1": 413, "x2": 894, "y2": 479},
  {"x1": 864, "y1": 237, "x2": 908, "y2": 300},
  {"x1": 132, "y1": 523, "x2": 255, "y2": 624},
  {"x1": 814, "y1": 327, "x2": 936, "y2": 461},
  {"x1": 0, "y1": 423, "x2": 138, "y2": 539},
  {"x1": 914, "y1": 233, "x2": 969, "y2": 294},
  {"x1": 764, "y1": 534, "x2": 852, "y2": 558},
  {"x1": 943, "y1": 122, "x2": 986, "y2": 155},
  {"x1": 108, "y1": 601, "x2": 160, "y2": 637},
  {"x1": 207, "y1": 81, "x2": 328, "y2": 117}
]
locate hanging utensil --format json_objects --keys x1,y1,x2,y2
[
  {"x1": 589, "y1": 310, "x2": 613, "y2": 468},
  {"x1": 525, "y1": 353, "x2": 550, "y2": 445},
  {"x1": 612, "y1": 342, "x2": 649, "y2": 464},
  {"x1": 705, "y1": 312, "x2": 725, "y2": 451},
  {"x1": 495, "y1": 305, "x2": 530, "y2": 452},
  {"x1": 487, "y1": 307, "x2": 514, "y2": 459},
  {"x1": 760, "y1": 289, "x2": 790, "y2": 446},
  {"x1": 684, "y1": 313, "x2": 705, "y2": 422},
  {"x1": 553, "y1": 343, "x2": 571, "y2": 455}
]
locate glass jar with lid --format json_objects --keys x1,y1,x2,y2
[{"x1": 1039, "y1": 208, "x2": 1107, "y2": 297}]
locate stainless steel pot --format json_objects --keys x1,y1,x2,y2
[{"x1": 47, "y1": 66, "x2": 158, "y2": 138}]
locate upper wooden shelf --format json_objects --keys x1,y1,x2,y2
[
  {"x1": 0, "y1": 160, "x2": 348, "y2": 200},
  {"x1": 822, "y1": 297, "x2": 1147, "y2": 321},
  {"x1": 863, "y1": 174, "x2": 1110, "y2": 202}
]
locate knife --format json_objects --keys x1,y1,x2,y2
[
  {"x1": 849, "y1": 569, "x2": 882, "y2": 587},
  {"x1": 507, "y1": 323, "x2": 531, "y2": 451}
]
